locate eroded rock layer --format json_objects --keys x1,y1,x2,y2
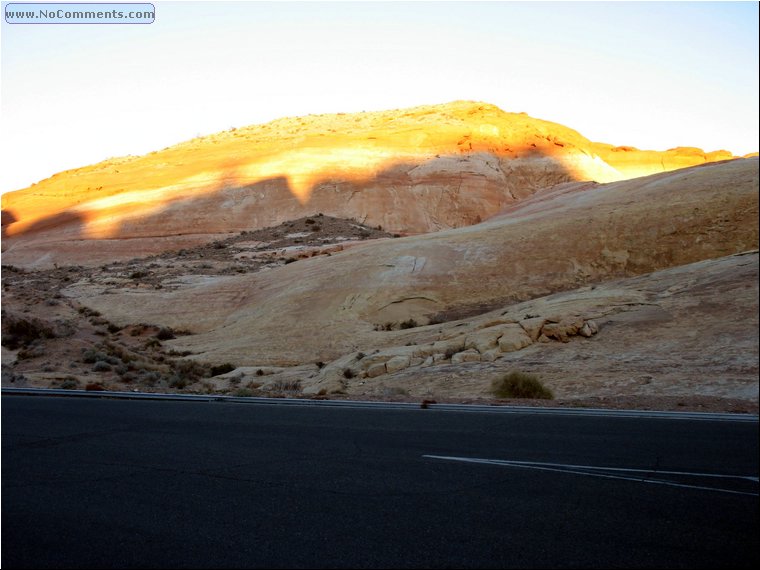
[{"x1": 1, "y1": 101, "x2": 740, "y2": 268}]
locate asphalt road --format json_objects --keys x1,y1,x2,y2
[{"x1": 2, "y1": 395, "x2": 758, "y2": 569}]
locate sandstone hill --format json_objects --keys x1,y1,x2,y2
[
  {"x1": 1, "y1": 101, "x2": 739, "y2": 268},
  {"x1": 3, "y1": 157, "x2": 756, "y2": 411},
  {"x1": 72, "y1": 157, "x2": 758, "y2": 363}
]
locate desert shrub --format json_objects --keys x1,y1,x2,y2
[
  {"x1": 256, "y1": 369, "x2": 264, "y2": 376},
  {"x1": 315, "y1": 361, "x2": 325, "y2": 369},
  {"x1": 17, "y1": 342, "x2": 46, "y2": 360},
  {"x1": 343, "y1": 368, "x2": 355, "y2": 379},
  {"x1": 155, "y1": 327, "x2": 175, "y2": 340},
  {"x1": 82, "y1": 348, "x2": 119, "y2": 365},
  {"x1": 93, "y1": 361, "x2": 112, "y2": 372},
  {"x1": 167, "y1": 349, "x2": 193, "y2": 357},
  {"x1": 399, "y1": 319, "x2": 418, "y2": 330},
  {"x1": 1, "y1": 314, "x2": 55, "y2": 349},
  {"x1": 444, "y1": 347, "x2": 458, "y2": 359},
  {"x1": 492, "y1": 372, "x2": 553, "y2": 399},
  {"x1": 82, "y1": 348, "x2": 100, "y2": 363},
  {"x1": 210, "y1": 363, "x2": 235, "y2": 376},
  {"x1": 270, "y1": 379, "x2": 301, "y2": 392},
  {"x1": 143, "y1": 338, "x2": 161, "y2": 348},
  {"x1": 169, "y1": 375, "x2": 189, "y2": 389},
  {"x1": 129, "y1": 271, "x2": 148, "y2": 279},
  {"x1": 171, "y1": 359, "x2": 208, "y2": 383},
  {"x1": 77, "y1": 306, "x2": 101, "y2": 317},
  {"x1": 120, "y1": 371, "x2": 139, "y2": 383},
  {"x1": 234, "y1": 388, "x2": 254, "y2": 397},
  {"x1": 382, "y1": 386, "x2": 409, "y2": 397},
  {"x1": 140, "y1": 371, "x2": 162, "y2": 386},
  {"x1": 356, "y1": 352, "x2": 366, "y2": 360},
  {"x1": 60, "y1": 377, "x2": 79, "y2": 389}
]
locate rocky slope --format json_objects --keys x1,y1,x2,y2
[
  {"x1": 71, "y1": 157, "x2": 758, "y2": 364},
  {"x1": 1, "y1": 101, "x2": 739, "y2": 268},
  {"x1": 3, "y1": 158, "x2": 755, "y2": 412}
]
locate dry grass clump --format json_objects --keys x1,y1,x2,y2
[{"x1": 492, "y1": 371, "x2": 554, "y2": 399}]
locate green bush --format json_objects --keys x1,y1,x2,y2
[{"x1": 492, "y1": 371, "x2": 553, "y2": 399}]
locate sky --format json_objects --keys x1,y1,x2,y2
[{"x1": 0, "y1": 0, "x2": 758, "y2": 194}]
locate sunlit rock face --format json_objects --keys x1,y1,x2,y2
[
  {"x1": 76, "y1": 158, "x2": 758, "y2": 366},
  {"x1": 1, "y1": 100, "x2": 742, "y2": 267}
]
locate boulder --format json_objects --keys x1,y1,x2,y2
[
  {"x1": 541, "y1": 317, "x2": 584, "y2": 342},
  {"x1": 498, "y1": 327, "x2": 533, "y2": 352},
  {"x1": 519, "y1": 317, "x2": 546, "y2": 342},
  {"x1": 579, "y1": 320, "x2": 599, "y2": 338},
  {"x1": 451, "y1": 349, "x2": 481, "y2": 363},
  {"x1": 386, "y1": 355, "x2": 411, "y2": 374},
  {"x1": 366, "y1": 362, "x2": 387, "y2": 378}
]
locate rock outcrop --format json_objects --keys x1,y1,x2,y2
[
  {"x1": 71, "y1": 158, "x2": 758, "y2": 370},
  {"x1": 1, "y1": 101, "x2": 741, "y2": 268}
]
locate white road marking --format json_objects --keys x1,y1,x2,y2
[{"x1": 423, "y1": 455, "x2": 759, "y2": 497}]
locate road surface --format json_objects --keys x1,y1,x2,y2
[{"x1": 2, "y1": 394, "x2": 758, "y2": 568}]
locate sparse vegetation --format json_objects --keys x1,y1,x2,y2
[
  {"x1": 399, "y1": 318, "x2": 418, "y2": 329},
  {"x1": 210, "y1": 363, "x2": 235, "y2": 376},
  {"x1": 92, "y1": 361, "x2": 112, "y2": 372},
  {"x1": 60, "y1": 377, "x2": 79, "y2": 390},
  {"x1": 492, "y1": 371, "x2": 553, "y2": 399},
  {"x1": 77, "y1": 306, "x2": 101, "y2": 317},
  {"x1": 155, "y1": 327, "x2": 175, "y2": 340},
  {"x1": 343, "y1": 368, "x2": 355, "y2": 379},
  {"x1": 1, "y1": 313, "x2": 55, "y2": 349},
  {"x1": 270, "y1": 379, "x2": 302, "y2": 393},
  {"x1": 169, "y1": 375, "x2": 190, "y2": 389}
]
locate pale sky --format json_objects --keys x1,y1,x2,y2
[{"x1": 1, "y1": 0, "x2": 758, "y2": 194}]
